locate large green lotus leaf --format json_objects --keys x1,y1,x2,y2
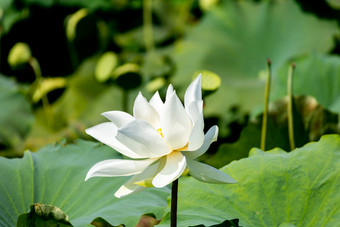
[
  {"x1": 0, "y1": 75, "x2": 34, "y2": 157},
  {"x1": 159, "y1": 134, "x2": 340, "y2": 226},
  {"x1": 0, "y1": 140, "x2": 170, "y2": 226},
  {"x1": 170, "y1": 0, "x2": 339, "y2": 115},
  {"x1": 273, "y1": 52, "x2": 340, "y2": 113}
]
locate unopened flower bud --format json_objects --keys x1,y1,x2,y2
[{"x1": 8, "y1": 42, "x2": 32, "y2": 67}]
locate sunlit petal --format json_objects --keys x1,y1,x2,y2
[
  {"x1": 184, "y1": 125, "x2": 218, "y2": 159},
  {"x1": 184, "y1": 74, "x2": 202, "y2": 109},
  {"x1": 114, "y1": 184, "x2": 145, "y2": 198},
  {"x1": 114, "y1": 160, "x2": 162, "y2": 198},
  {"x1": 166, "y1": 84, "x2": 175, "y2": 101},
  {"x1": 130, "y1": 159, "x2": 163, "y2": 186},
  {"x1": 186, "y1": 158, "x2": 237, "y2": 184},
  {"x1": 187, "y1": 100, "x2": 203, "y2": 123},
  {"x1": 152, "y1": 152, "x2": 186, "y2": 188},
  {"x1": 85, "y1": 122, "x2": 147, "y2": 159},
  {"x1": 101, "y1": 111, "x2": 134, "y2": 127},
  {"x1": 133, "y1": 92, "x2": 160, "y2": 129},
  {"x1": 116, "y1": 120, "x2": 171, "y2": 158},
  {"x1": 149, "y1": 91, "x2": 163, "y2": 114},
  {"x1": 161, "y1": 93, "x2": 193, "y2": 150},
  {"x1": 85, "y1": 158, "x2": 155, "y2": 181},
  {"x1": 187, "y1": 101, "x2": 204, "y2": 151}
]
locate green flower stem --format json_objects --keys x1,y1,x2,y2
[
  {"x1": 171, "y1": 179, "x2": 178, "y2": 227},
  {"x1": 287, "y1": 63, "x2": 296, "y2": 150},
  {"x1": 260, "y1": 59, "x2": 271, "y2": 151},
  {"x1": 143, "y1": 0, "x2": 155, "y2": 53},
  {"x1": 29, "y1": 57, "x2": 53, "y2": 129}
]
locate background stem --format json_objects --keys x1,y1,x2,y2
[
  {"x1": 171, "y1": 179, "x2": 178, "y2": 227},
  {"x1": 287, "y1": 63, "x2": 296, "y2": 150},
  {"x1": 260, "y1": 59, "x2": 271, "y2": 151},
  {"x1": 143, "y1": 0, "x2": 155, "y2": 53},
  {"x1": 29, "y1": 57, "x2": 53, "y2": 129}
]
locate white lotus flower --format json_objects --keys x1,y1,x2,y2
[{"x1": 85, "y1": 75, "x2": 236, "y2": 198}]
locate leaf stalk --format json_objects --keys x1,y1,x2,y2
[
  {"x1": 287, "y1": 63, "x2": 296, "y2": 150},
  {"x1": 143, "y1": 0, "x2": 155, "y2": 53},
  {"x1": 260, "y1": 59, "x2": 271, "y2": 151}
]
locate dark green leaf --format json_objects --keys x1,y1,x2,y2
[
  {"x1": 0, "y1": 75, "x2": 33, "y2": 157},
  {"x1": 169, "y1": 0, "x2": 339, "y2": 115},
  {"x1": 273, "y1": 52, "x2": 340, "y2": 113},
  {"x1": 205, "y1": 96, "x2": 340, "y2": 168}
]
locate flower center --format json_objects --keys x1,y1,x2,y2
[
  {"x1": 157, "y1": 128, "x2": 188, "y2": 152},
  {"x1": 174, "y1": 143, "x2": 188, "y2": 152}
]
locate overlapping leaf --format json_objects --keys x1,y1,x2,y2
[
  {"x1": 205, "y1": 95, "x2": 340, "y2": 168},
  {"x1": 18, "y1": 0, "x2": 113, "y2": 10},
  {"x1": 159, "y1": 135, "x2": 340, "y2": 226},
  {"x1": 24, "y1": 58, "x2": 125, "y2": 151},
  {"x1": 273, "y1": 52, "x2": 340, "y2": 113},
  {"x1": 0, "y1": 140, "x2": 170, "y2": 226},
  {"x1": 170, "y1": 0, "x2": 339, "y2": 115},
  {"x1": 0, "y1": 75, "x2": 34, "y2": 157}
]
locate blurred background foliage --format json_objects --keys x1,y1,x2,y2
[{"x1": 0, "y1": 0, "x2": 340, "y2": 167}]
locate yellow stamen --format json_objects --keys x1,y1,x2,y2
[
  {"x1": 157, "y1": 128, "x2": 164, "y2": 138},
  {"x1": 174, "y1": 143, "x2": 188, "y2": 152},
  {"x1": 156, "y1": 128, "x2": 188, "y2": 151},
  {"x1": 134, "y1": 179, "x2": 154, "y2": 187},
  {"x1": 181, "y1": 168, "x2": 189, "y2": 176}
]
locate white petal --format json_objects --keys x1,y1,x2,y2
[
  {"x1": 114, "y1": 160, "x2": 162, "y2": 198},
  {"x1": 187, "y1": 101, "x2": 204, "y2": 151},
  {"x1": 116, "y1": 120, "x2": 171, "y2": 158},
  {"x1": 152, "y1": 152, "x2": 186, "y2": 188},
  {"x1": 133, "y1": 92, "x2": 160, "y2": 129},
  {"x1": 101, "y1": 111, "x2": 134, "y2": 127},
  {"x1": 184, "y1": 125, "x2": 218, "y2": 159},
  {"x1": 128, "y1": 159, "x2": 163, "y2": 183},
  {"x1": 85, "y1": 158, "x2": 155, "y2": 181},
  {"x1": 114, "y1": 184, "x2": 145, "y2": 198},
  {"x1": 184, "y1": 74, "x2": 202, "y2": 109},
  {"x1": 187, "y1": 100, "x2": 203, "y2": 123},
  {"x1": 149, "y1": 91, "x2": 163, "y2": 114},
  {"x1": 85, "y1": 122, "x2": 147, "y2": 159},
  {"x1": 186, "y1": 158, "x2": 237, "y2": 184},
  {"x1": 166, "y1": 84, "x2": 175, "y2": 101},
  {"x1": 161, "y1": 93, "x2": 193, "y2": 150}
]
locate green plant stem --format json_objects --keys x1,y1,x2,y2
[
  {"x1": 143, "y1": 0, "x2": 155, "y2": 53},
  {"x1": 29, "y1": 57, "x2": 53, "y2": 129},
  {"x1": 287, "y1": 63, "x2": 296, "y2": 150},
  {"x1": 171, "y1": 179, "x2": 178, "y2": 227},
  {"x1": 260, "y1": 59, "x2": 271, "y2": 151}
]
